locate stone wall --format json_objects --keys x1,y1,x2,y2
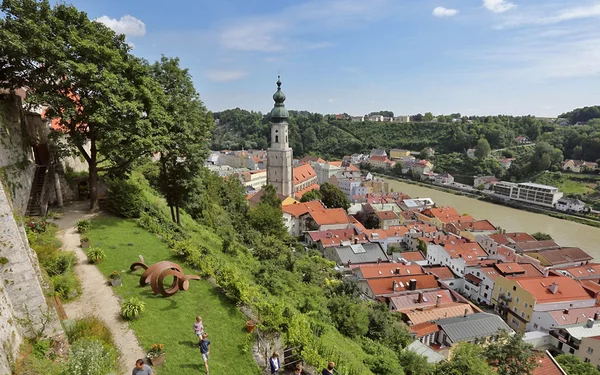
[{"x1": 0, "y1": 94, "x2": 36, "y2": 216}]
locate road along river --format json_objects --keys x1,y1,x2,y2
[{"x1": 383, "y1": 177, "x2": 600, "y2": 259}]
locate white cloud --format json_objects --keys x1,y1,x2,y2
[
  {"x1": 218, "y1": 0, "x2": 392, "y2": 52},
  {"x1": 483, "y1": 0, "x2": 516, "y2": 13},
  {"x1": 432, "y1": 6, "x2": 458, "y2": 17},
  {"x1": 96, "y1": 15, "x2": 146, "y2": 37},
  {"x1": 498, "y1": 3, "x2": 600, "y2": 28},
  {"x1": 205, "y1": 70, "x2": 248, "y2": 82},
  {"x1": 328, "y1": 98, "x2": 335, "y2": 103}
]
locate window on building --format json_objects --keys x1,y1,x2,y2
[
  {"x1": 516, "y1": 297, "x2": 520, "y2": 303},
  {"x1": 524, "y1": 303, "x2": 528, "y2": 308},
  {"x1": 499, "y1": 287, "x2": 503, "y2": 293},
  {"x1": 513, "y1": 286, "x2": 517, "y2": 291},
  {"x1": 484, "y1": 293, "x2": 488, "y2": 298},
  {"x1": 507, "y1": 291, "x2": 511, "y2": 297},
  {"x1": 534, "y1": 323, "x2": 538, "y2": 329},
  {"x1": 570, "y1": 348, "x2": 575, "y2": 354},
  {"x1": 588, "y1": 347, "x2": 594, "y2": 354},
  {"x1": 275, "y1": 135, "x2": 279, "y2": 143},
  {"x1": 585, "y1": 358, "x2": 590, "y2": 363},
  {"x1": 485, "y1": 285, "x2": 489, "y2": 290},
  {"x1": 521, "y1": 312, "x2": 525, "y2": 318},
  {"x1": 511, "y1": 318, "x2": 519, "y2": 326}
]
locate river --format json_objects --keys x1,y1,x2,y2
[{"x1": 383, "y1": 178, "x2": 600, "y2": 260}]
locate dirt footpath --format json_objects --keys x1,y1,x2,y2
[{"x1": 55, "y1": 203, "x2": 145, "y2": 374}]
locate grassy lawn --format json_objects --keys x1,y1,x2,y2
[
  {"x1": 532, "y1": 172, "x2": 596, "y2": 196},
  {"x1": 87, "y1": 216, "x2": 261, "y2": 375}
]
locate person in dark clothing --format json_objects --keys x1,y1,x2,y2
[
  {"x1": 132, "y1": 359, "x2": 153, "y2": 375},
  {"x1": 199, "y1": 333, "x2": 210, "y2": 374},
  {"x1": 322, "y1": 361, "x2": 335, "y2": 375},
  {"x1": 269, "y1": 352, "x2": 281, "y2": 374}
]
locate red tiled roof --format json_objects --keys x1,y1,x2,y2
[
  {"x1": 548, "y1": 307, "x2": 600, "y2": 326},
  {"x1": 516, "y1": 240, "x2": 560, "y2": 252},
  {"x1": 452, "y1": 219, "x2": 496, "y2": 231},
  {"x1": 404, "y1": 302, "x2": 476, "y2": 325},
  {"x1": 366, "y1": 274, "x2": 439, "y2": 296},
  {"x1": 282, "y1": 201, "x2": 326, "y2": 218},
  {"x1": 560, "y1": 263, "x2": 600, "y2": 279},
  {"x1": 422, "y1": 206, "x2": 460, "y2": 218},
  {"x1": 534, "y1": 247, "x2": 593, "y2": 266},
  {"x1": 494, "y1": 263, "x2": 526, "y2": 275},
  {"x1": 425, "y1": 266, "x2": 456, "y2": 280},
  {"x1": 309, "y1": 208, "x2": 349, "y2": 226},
  {"x1": 439, "y1": 215, "x2": 476, "y2": 224},
  {"x1": 464, "y1": 273, "x2": 482, "y2": 285},
  {"x1": 299, "y1": 155, "x2": 325, "y2": 164},
  {"x1": 479, "y1": 267, "x2": 500, "y2": 281},
  {"x1": 308, "y1": 228, "x2": 357, "y2": 242},
  {"x1": 516, "y1": 276, "x2": 594, "y2": 303},
  {"x1": 488, "y1": 232, "x2": 536, "y2": 245},
  {"x1": 293, "y1": 164, "x2": 317, "y2": 184},
  {"x1": 398, "y1": 251, "x2": 426, "y2": 262},
  {"x1": 532, "y1": 351, "x2": 566, "y2": 375},
  {"x1": 349, "y1": 215, "x2": 367, "y2": 232},
  {"x1": 400, "y1": 211, "x2": 415, "y2": 220},
  {"x1": 356, "y1": 264, "x2": 424, "y2": 279},
  {"x1": 375, "y1": 211, "x2": 399, "y2": 220},
  {"x1": 294, "y1": 183, "x2": 320, "y2": 200},
  {"x1": 391, "y1": 290, "x2": 456, "y2": 311},
  {"x1": 443, "y1": 242, "x2": 488, "y2": 259},
  {"x1": 370, "y1": 155, "x2": 391, "y2": 162},
  {"x1": 409, "y1": 321, "x2": 440, "y2": 337}
]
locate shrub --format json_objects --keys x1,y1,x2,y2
[
  {"x1": 32, "y1": 339, "x2": 52, "y2": 359},
  {"x1": 109, "y1": 270, "x2": 121, "y2": 280},
  {"x1": 63, "y1": 339, "x2": 117, "y2": 375},
  {"x1": 86, "y1": 247, "x2": 106, "y2": 264},
  {"x1": 75, "y1": 219, "x2": 91, "y2": 233},
  {"x1": 65, "y1": 317, "x2": 114, "y2": 347},
  {"x1": 0, "y1": 256, "x2": 8, "y2": 265},
  {"x1": 121, "y1": 297, "x2": 145, "y2": 320},
  {"x1": 106, "y1": 178, "x2": 146, "y2": 218},
  {"x1": 25, "y1": 217, "x2": 49, "y2": 234},
  {"x1": 44, "y1": 252, "x2": 77, "y2": 276},
  {"x1": 51, "y1": 274, "x2": 80, "y2": 301}
]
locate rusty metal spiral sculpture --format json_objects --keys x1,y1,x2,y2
[{"x1": 130, "y1": 260, "x2": 201, "y2": 297}]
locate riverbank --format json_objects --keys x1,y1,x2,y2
[{"x1": 374, "y1": 173, "x2": 600, "y2": 229}]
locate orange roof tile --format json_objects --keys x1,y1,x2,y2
[
  {"x1": 404, "y1": 302, "x2": 476, "y2": 325},
  {"x1": 392, "y1": 290, "x2": 457, "y2": 311},
  {"x1": 452, "y1": 219, "x2": 496, "y2": 231},
  {"x1": 494, "y1": 263, "x2": 526, "y2": 275},
  {"x1": 282, "y1": 201, "x2": 326, "y2": 218},
  {"x1": 548, "y1": 307, "x2": 600, "y2": 326},
  {"x1": 560, "y1": 263, "x2": 600, "y2": 279},
  {"x1": 299, "y1": 155, "x2": 325, "y2": 164},
  {"x1": 443, "y1": 242, "x2": 487, "y2": 259},
  {"x1": 357, "y1": 264, "x2": 424, "y2": 279},
  {"x1": 516, "y1": 276, "x2": 594, "y2": 303},
  {"x1": 293, "y1": 164, "x2": 317, "y2": 184},
  {"x1": 398, "y1": 251, "x2": 426, "y2": 262},
  {"x1": 532, "y1": 351, "x2": 566, "y2": 375},
  {"x1": 425, "y1": 266, "x2": 456, "y2": 280},
  {"x1": 488, "y1": 232, "x2": 536, "y2": 244},
  {"x1": 294, "y1": 183, "x2": 320, "y2": 200},
  {"x1": 370, "y1": 155, "x2": 391, "y2": 162},
  {"x1": 366, "y1": 274, "x2": 439, "y2": 296},
  {"x1": 349, "y1": 215, "x2": 367, "y2": 232},
  {"x1": 376, "y1": 211, "x2": 400, "y2": 220},
  {"x1": 309, "y1": 208, "x2": 349, "y2": 226},
  {"x1": 422, "y1": 206, "x2": 460, "y2": 219},
  {"x1": 409, "y1": 321, "x2": 441, "y2": 337}
]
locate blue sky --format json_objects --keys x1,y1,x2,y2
[{"x1": 56, "y1": 0, "x2": 600, "y2": 116}]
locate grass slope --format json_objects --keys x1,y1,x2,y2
[{"x1": 86, "y1": 216, "x2": 260, "y2": 375}]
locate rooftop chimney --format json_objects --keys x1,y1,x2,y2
[
  {"x1": 392, "y1": 281, "x2": 398, "y2": 292},
  {"x1": 409, "y1": 278, "x2": 417, "y2": 291},
  {"x1": 586, "y1": 318, "x2": 594, "y2": 328},
  {"x1": 464, "y1": 308, "x2": 469, "y2": 317},
  {"x1": 377, "y1": 257, "x2": 382, "y2": 264},
  {"x1": 396, "y1": 267, "x2": 401, "y2": 275},
  {"x1": 543, "y1": 269, "x2": 550, "y2": 277},
  {"x1": 418, "y1": 291, "x2": 424, "y2": 303},
  {"x1": 563, "y1": 309, "x2": 569, "y2": 314},
  {"x1": 436, "y1": 294, "x2": 442, "y2": 307},
  {"x1": 595, "y1": 312, "x2": 600, "y2": 321},
  {"x1": 548, "y1": 282, "x2": 559, "y2": 294}
]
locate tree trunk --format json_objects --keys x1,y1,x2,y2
[
  {"x1": 170, "y1": 205, "x2": 176, "y2": 223},
  {"x1": 175, "y1": 204, "x2": 180, "y2": 226},
  {"x1": 88, "y1": 141, "x2": 99, "y2": 213}
]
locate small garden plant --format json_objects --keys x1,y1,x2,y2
[
  {"x1": 86, "y1": 247, "x2": 106, "y2": 264},
  {"x1": 147, "y1": 343, "x2": 165, "y2": 358},
  {"x1": 109, "y1": 270, "x2": 121, "y2": 280},
  {"x1": 75, "y1": 219, "x2": 91, "y2": 233},
  {"x1": 121, "y1": 297, "x2": 145, "y2": 320}
]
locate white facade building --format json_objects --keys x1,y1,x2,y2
[
  {"x1": 493, "y1": 182, "x2": 564, "y2": 207},
  {"x1": 556, "y1": 197, "x2": 586, "y2": 213}
]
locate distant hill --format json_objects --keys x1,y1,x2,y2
[{"x1": 559, "y1": 106, "x2": 600, "y2": 124}]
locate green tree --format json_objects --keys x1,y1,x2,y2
[
  {"x1": 435, "y1": 343, "x2": 493, "y2": 375},
  {"x1": 248, "y1": 203, "x2": 287, "y2": 237},
  {"x1": 485, "y1": 331, "x2": 540, "y2": 375},
  {"x1": 302, "y1": 127, "x2": 318, "y2": 151},
  {"x1": 320, "y1": 182, "x2": 350, "y2": 210},
  {"x1": 537, "y1": 153, "x2": 552, "y2": 171},
  {"x1": 417, "y1": 239, "x2": 428, "y2": 255},
  {"x1": 419, "y1": 148, "x2": 432, "y2": 160},
  {"x1": 392, "y1": 162, "x2": 404, "y2": 176},
  {"x1": 556, "y1": 354, "x2": 600, "y2": 375},
  {"x1": 300, "y1": 188, "x2": 322, "y2": 202},
  {"x1": 573, "y1": 145, "x2": 583, "y2": 159},
  {"x1": 1, "y1": 0, "x2": 166, "y2": 212},
  {"x1": 398, "y1": 349, "x2": 434, "y2": 375},
  {"x1": 423, "y1": 112, "x2": 434, "y2": 121},
  {"x1": 152, "y1": 56, "x2": 213, "y2": 224},
  {"x1": 531, "y1": 232, "x2": 553, "y2": 241},
  {"x1": 260, "y1": 184, "x2": 282, "y2": 208},
  {"x1": 327, "y1": 295, "x2": 369, "y2": 338},
  {"x1": 475, "y1": 138, "x2": 492, "y2": 159}
]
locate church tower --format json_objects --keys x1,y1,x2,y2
[{"x1": 266, "y1": 77, "x2": 293, "y2": 197}]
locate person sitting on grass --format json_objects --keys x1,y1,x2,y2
[{"x1": 132, "y1": 359, "x2": 153, "y2": 375}]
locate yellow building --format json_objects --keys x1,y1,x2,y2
[
  {"x1": 491, "y1": 277, "x2": 535, "y2": 332},
  {"x1": 389, "y1": 149, "x2": 411, "y2": 159}
]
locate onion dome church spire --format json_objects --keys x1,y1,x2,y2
[{"x1": 270, "y1": 76, "x2": 288, "y2": 123}]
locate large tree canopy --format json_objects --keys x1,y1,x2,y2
[{"x1": 0, "y1": 0, "x2": 168, "y2": 211}]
